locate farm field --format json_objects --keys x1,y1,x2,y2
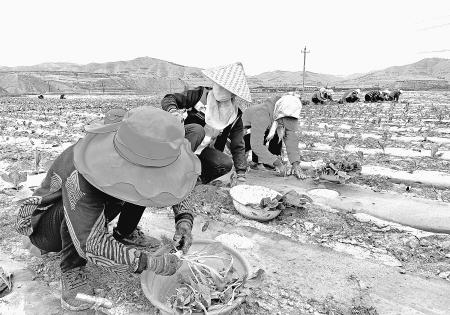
[{"x1": 1, "y1": 92, "x2": 450, "y2": 314}]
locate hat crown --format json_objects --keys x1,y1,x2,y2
[
  {"x1": 121, "y1": 107, "x2": 183, "y2": 142},
  {"x1": 115, "y1": 107, "x2": 185, "y2": 166}
]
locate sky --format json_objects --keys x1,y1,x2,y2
[{"x1": 0, "y1": 0, "x2": 450, "y2": 76}]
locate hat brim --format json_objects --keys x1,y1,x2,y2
[
  {"x1": 73, "y1": 132, "x2": 201, "y2": 207},
  {"x1": 84, "y1": 120, "x2": 122, "y2": 134},
  {"x1": 202, "y1": 70, "x2": 252, "y2": 103}
]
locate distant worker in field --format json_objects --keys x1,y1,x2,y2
[
  {"x1": 15, "y1": 107, "x2": 200, "y2": 311},
  {"x1": 242, "y1": 93, "x2": 307, "y2": 179},
  {"x1": 364, "y1": 90, "x2": 384, "y2": 102},
  {"x1": 386, "y1": 89, "x2": 402, "y2": 102},
  {"x1": 161, "y1": 62, "x2": 250, "y2": 185},
  {"x1": 38, "y1": 94, "x2": 44, "y2": 99},
  {"x1": 381, "y1": 89, "x2": 391, "y2": 101},
  {"x1": 311, "y1": 87, "x2": 332, "y2": 105},
  {"x1": 325, "y1": 88, "x2": 334, "y2": 101},
  {"x1": 339, "y1": 89, "x2": 361, "y2": 104}
]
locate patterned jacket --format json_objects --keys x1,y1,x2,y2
[
  {"x1": 242, "y1": 96, "x2": 300, "y2": 165},
  {"x1": 311, "y1": 91, "x2": 326, "y2": 103},
  {"x1": 16, "y1": 144, "x2": 194, "y2": 273},
  {"x1": 161, "y1": 86, "x2": 247, "y2": 173},
  {"x1": 341, "y1": 90, "x2": 359, "y2": 103},
  {"x1": 365, "y1": 90, "x2": 384, "y2": 102}
]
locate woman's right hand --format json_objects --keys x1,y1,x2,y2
[
  {"x1": 273, "y1": 158, "x2": 288, "y2": 177},
  {"x1": 291, "y1": 161, "x2": 307, "y2": 180},
  {"x1": 168, "y1": 109, "x2": 185, "y2": 123},
  {"x1": 146, "y1": 252, "x2": 182, "y2": 276}
]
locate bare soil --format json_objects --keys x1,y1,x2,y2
[{"x1": 1, "y1": 93, "x2": 450, "y2": 314}]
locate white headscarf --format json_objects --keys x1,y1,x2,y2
[
  {"x1": 204, "y1": 83, "x2": 238, "y2": 130},
  {"x1": 267, "y1": 95, "x2": 302, "y2": 142}
]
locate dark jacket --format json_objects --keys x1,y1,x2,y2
[
  {"x1": 161, "y1": 87, "x2": 247, "y2": 173},
  {"x1": 16, "y1": 145, "x2": 194, "y2": 273},
  {"x1": 242, "y1": 96, "x2": 300, "y2": 165},
  {"x1": 340, "y1": 90, "x2": 359, "y2": 103},
  {"x1": 311, "y1": 91, "x2": 326, "y2": 104},
  {"x1": 364, "y1": 90, "x2": 384, "y2": 102}
]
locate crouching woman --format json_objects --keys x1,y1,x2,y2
[
  {"x1": 242, "y1": 94, "x2": 306, "y2": 179},
  {"x1": 15, "y1": 107, "x2": 201, "y2": 311}
]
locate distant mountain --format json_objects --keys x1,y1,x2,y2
[
  {"x1": 0, "y1": 57, "x2": 208, "y2": 95},
  {"x1": 0, "y1": 57, "x2": 204, "y2": 78},
  {"x1": 248, "y1": 70, "x2": 344, "y2": 87},
  {"x1": 337, "y1": 58, "x2": 450, "y2": 89},
  {"x1": 0, "y1": 57, "x2": 449, "y2": 95},
  {"x1": 249, "y1": 58, "x2": 450, "y2": 89}
]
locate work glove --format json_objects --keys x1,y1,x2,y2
[
  {"x1": 273, "y1": 158, "x2": 288, "y2": 177},
  {"x1": 173, "y1": 221, "x2": 193, "y2": 254},
  {"x1": 147, "y1": 252, "x2": 181, "y2": 276},
  {"x1": 291, "y1": 161, "x2": 307, "y2": 180},
  {"x1": 168, "y1": 108, "x2": 185, "y2": 123}
]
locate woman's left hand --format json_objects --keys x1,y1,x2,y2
[{"x1": 173, "y1": 221, "x2": 193, "y2": 254}]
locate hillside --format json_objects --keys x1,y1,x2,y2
[
  {"x1": 0, "y1": 57, "x2": 208, "y2": 95},
  {"x1": 0, "y1": 57, "x2": 204, "y2": 78},
  {"x1": 248, "y1": 70, "x2": 344, "y2": 87},
  {"x1": 1, "y1": 57, "x2": 449, "y2": 95},
  {"x1": 248, "y1": 58, "x2": 450, "y2": 90},
  {"x1": 338, "y1": 58, "x2": 450, "y2": 89}
]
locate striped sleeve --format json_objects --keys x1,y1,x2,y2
[
  {"x1": 161, "y1": 94, "x2": 179, "y2": 112},
  {"x1": 62, "y1": 170, "x2": 141, "y2": 273},
  {"x1": 172, "y1": 193, "x2": 195, "y2": 226}
]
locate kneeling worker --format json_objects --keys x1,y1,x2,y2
[
  {"x1": 16, "y1": 107, "x2": 201, "y2": 311},
  {"x1": 242, "y1": 93, "x2": 306, "y2": 179}
]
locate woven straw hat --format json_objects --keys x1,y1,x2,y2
[
  {"x1": 202, "y1": 62, "x2": 252, "y2": 102},
  {"x1": 74, "y1": 106, "x2": 201, "y2": 207}
]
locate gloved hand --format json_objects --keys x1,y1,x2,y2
[
  {"x1": 147, "y1": 252, "x2": 181, "y2": 276},
  {"x1": 291, "y1": 161, "x2": 307, "y2": 180},
  {"x1": 168, "y1": 109, "x2": 185, "y2": 123},
  {"x1": 273, "y1": 158, "x2": 288, "y2": 177},
  {"x1": 173, "y1": 221, "x2": 193, "y2": 254}
]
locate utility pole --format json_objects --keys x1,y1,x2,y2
[{"x1": 301, "y1": 46, "x2": 310, "y2": 95}]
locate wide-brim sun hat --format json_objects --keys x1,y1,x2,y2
[
  {"x1": 201, "y1": 62, "x2": 252, "y2": 103},
  {"x1": 84, "y1": 108, "x2": 127, "y2": 133},
  {"x1": 74, "y1": 106, "x2": 201, "y2": 207}
]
